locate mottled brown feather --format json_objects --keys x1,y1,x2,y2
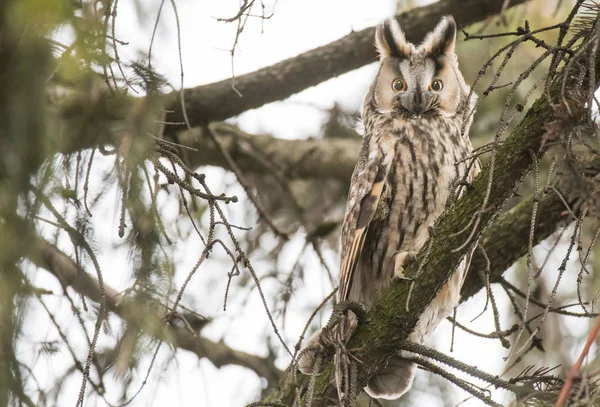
[{"x1": 338, "y1": 142, "x2": 395, "y2": 302}]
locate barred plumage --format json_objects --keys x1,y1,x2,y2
[
  {"x1": 340, "y1": 113, "x2": 476, "y2": 310},
  {"x1": 299, "y1": 16, "x2": 480, "y2": 400}
]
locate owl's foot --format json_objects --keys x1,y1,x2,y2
[
  {"x1": 335, "y1": 309, "x2": 358, "y2": 342},
  {"x1": 393, "y1": 251, "x2": 418, "y2": 280},
  {"x1": 297, "y1": 310, "x2": 358, "y2": 375},
  {"x1": 298, "y1": 329, "x2": 322, "y2": 374}
]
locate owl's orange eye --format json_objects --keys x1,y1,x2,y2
[
  {"x1": 429, "y1": 79, "x2": 443, "y2": 92},
  {"x1": 392, "y1": 78, "x2": 407, "y2": 93}
]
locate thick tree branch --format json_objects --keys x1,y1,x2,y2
[
  {"x1": 461, "y1": 188, "x2": 577, "y2": 301},
  {"x1": 163, "y1": 0, "x2": 527, "y2": 125},
  {"x1": 175, "y1": 123, "x2": 360, "y2": 181},
  {"x1": 56, "y1": 94, "x2": 362, "y2": 181},
  {"x1": 23, "y1": 226, "x2": 282, "y2": 385}
]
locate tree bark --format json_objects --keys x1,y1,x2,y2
[{"x1": 176, "y1": 124, "x2": 361, "y2": 181}]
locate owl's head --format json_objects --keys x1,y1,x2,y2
[{"x1": 369, "y1": 16, "x2": 471, "y2": 118}]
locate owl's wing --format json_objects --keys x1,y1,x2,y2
[{"x1": 338, "y1": 138, "x2": 395, "y2": 302}]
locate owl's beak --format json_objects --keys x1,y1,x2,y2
[
  {"x1": 410, "y1": 92, "x2": 429, "y2": 115},
  {"x1": 412, "y1": 106, "x2": 427, "y2": 115}
]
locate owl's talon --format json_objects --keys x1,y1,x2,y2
[
  {"x1": 343, "y1": 310, "x2": 358, "y2": 342},
  {"x1": 393, "y1": 251, "x2": 418, "y2": 280},
  {"x1": 298, "y1": 310, "x2": 359, "y2": 375}
]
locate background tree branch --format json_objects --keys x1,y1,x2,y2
[
  {"x1": 21, "y1": 222, "x2": 283, "y2": 386},
  {"x1": 462, "y1": 186, "x2": 580, "y2": 301},
  {"x1": 176, "y1": 124, "x2": 361, "y2": 181},
  {"x1": 163, "y1": 0, "x2": 528, "y2": 126}
]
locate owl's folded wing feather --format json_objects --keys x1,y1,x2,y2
[{"x1": 338, "y1": 140, "x2": 395, "y2": 302}]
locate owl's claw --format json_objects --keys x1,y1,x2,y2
[
  {"x1": 393, "y1": 251, "x2": 418, "y2": 280},
  {"x1": 342, "y1": 310, "x2": 359, "y2": 341},
  {"x1": 297, "y1": 310, "x2": 359, "y2": 375}
]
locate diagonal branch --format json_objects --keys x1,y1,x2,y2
[
  {"x1": 462, "y1": 187, "x2": 578, "y2": 301},
  {"x1": 22, "y1": 224, "x2": 282, "y2": 385},
  {"x1": 163, "y1": 0, "x2": 527, "y2": 125}
]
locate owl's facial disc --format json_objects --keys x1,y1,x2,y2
[
  {"x1": 375, "y1": 56, "x2": 460, "y2": 118},
  {"x1": 371, "y1": 16, "x2": 465, "y2": 118}
]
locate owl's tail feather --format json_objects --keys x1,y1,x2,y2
[{"x1": 364, "y1": 355, "x2": 416, "y2": 400}]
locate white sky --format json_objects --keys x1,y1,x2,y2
[{"x1": 22, "y1": 1, "x2": 597, "y2": 407}]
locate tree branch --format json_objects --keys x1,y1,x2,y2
[
  {"x1": 163, "y1": 0, "x2": 528, "y2": 125},
  {"x1": 462, "y1": 187, "x2": 578, "y2": 301},
  {"x1": 23, "y1": 226, "x2": 282, "y2": 385},
  {"x1": 175, "y1": 123, "x2": 360, "y2": 181}
]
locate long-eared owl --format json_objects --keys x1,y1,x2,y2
[{"x1": 299, "y1": 16, "x2": 480, "y2": 400}]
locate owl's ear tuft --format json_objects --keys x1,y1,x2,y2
[
  {"x1": 422, "y1": 15, "x2": 457, "y2": 57},
  {"x1": 375, "y1": 19, "x2": 412, "y2": 58}
]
